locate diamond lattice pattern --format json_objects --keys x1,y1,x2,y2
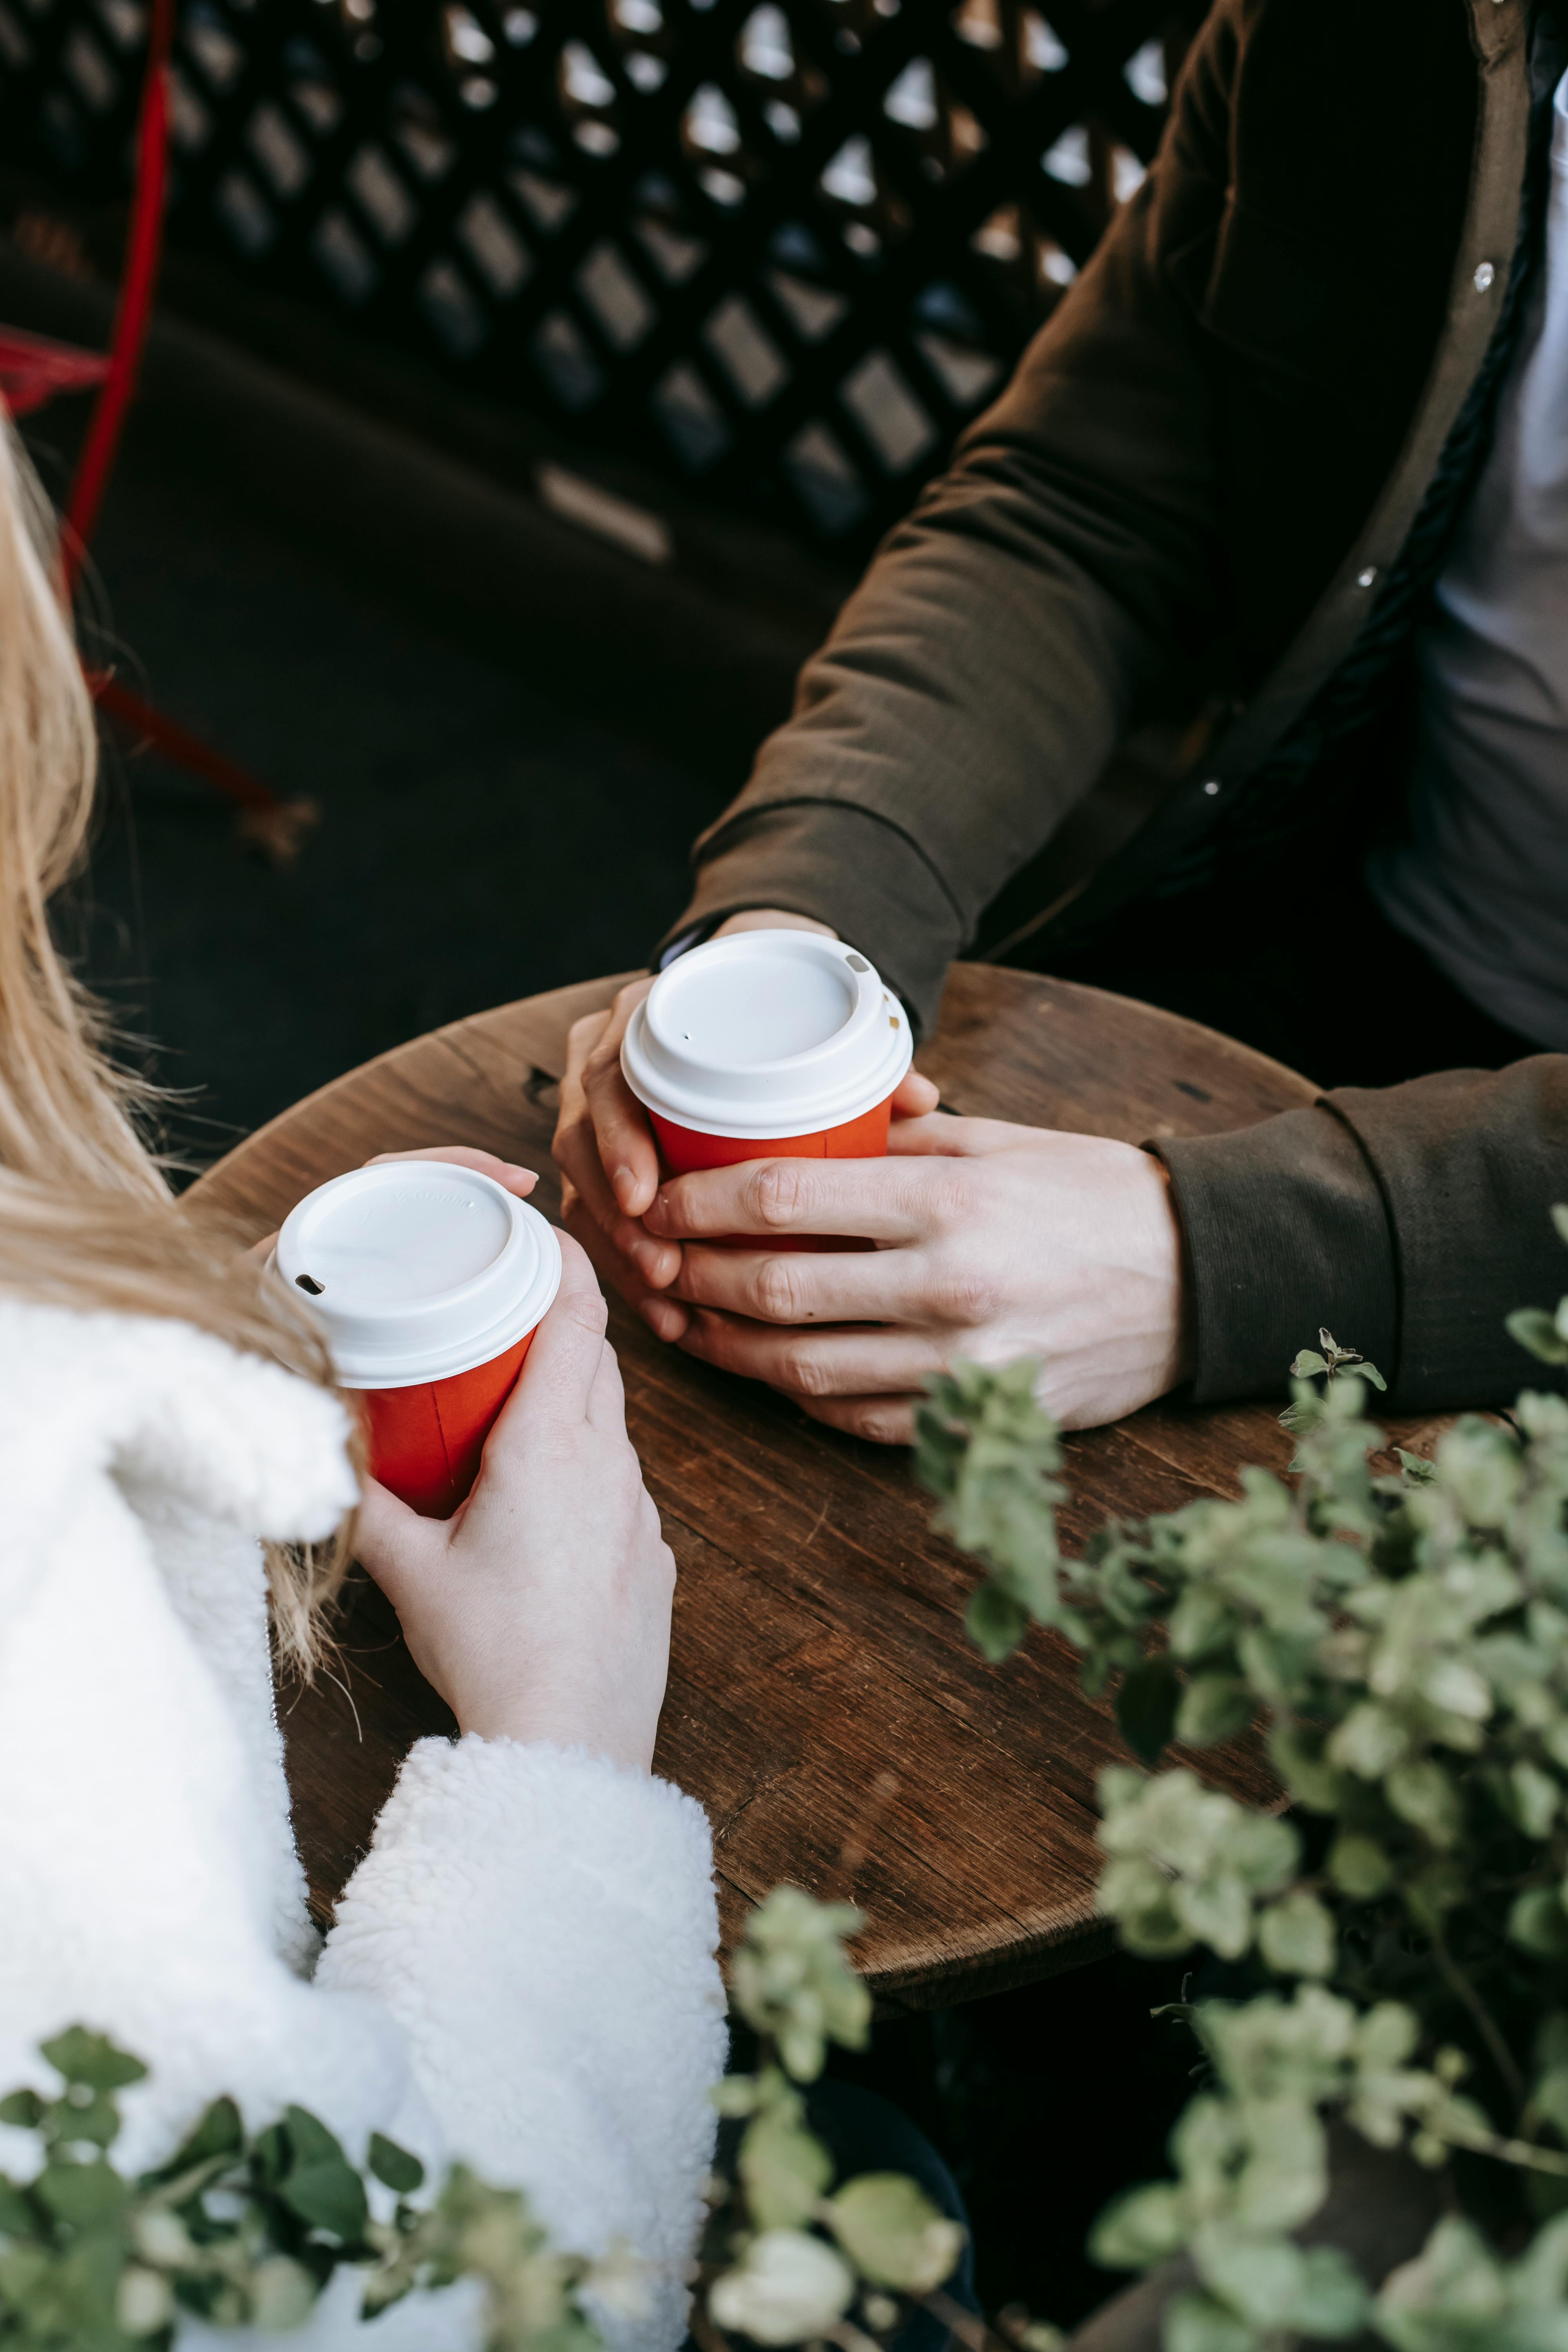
[{"x1": 0, "y1": 0, "x2": 1208, "y2": 552}]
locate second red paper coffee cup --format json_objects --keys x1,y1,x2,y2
[
  {"x1": 275, "y1": 1162, "x2": 561, "y2": 1519},
  {"x1": 620, "y1": 931, "x2": 914, "y2": 1244}
]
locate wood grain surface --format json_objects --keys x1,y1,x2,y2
[{"x1": 190, "y1": 965, "x2": 1419, "y2": 2007}]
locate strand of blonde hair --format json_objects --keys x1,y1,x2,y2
[{"x1": 0, "y1": 414, "x2": 355, "y2": 1670}]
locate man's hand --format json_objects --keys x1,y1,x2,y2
[
  {"x1": 640, "y1": 1115, "x2": 1191, "y2": 1441},
  {"x1": 551, "y1": 910, "x2": 938, "y2": 1335}
]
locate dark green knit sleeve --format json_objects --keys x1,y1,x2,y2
[{"x1": 1154, "y1": 1056, "x2": 1568, "y2": 1410}]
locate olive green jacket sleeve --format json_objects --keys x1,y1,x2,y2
[
  {"x1": 660, "y1": 15, "x2": 1237, "y2": 1028},
  {"x1": 1156, "y1": 1057, "x2": 1568, "y2": 1410}
]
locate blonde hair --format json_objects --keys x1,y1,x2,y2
[{"x1": 0, "y1": 416, "x2": 353, "y2": 1669}]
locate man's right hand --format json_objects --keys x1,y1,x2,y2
[{"x1": 551, "y1": 911, "x2": 838, "y2": 1338}]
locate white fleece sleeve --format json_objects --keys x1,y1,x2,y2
[{"x1": 315, "y1": 1736, "x2": 727, "y2": 2352}]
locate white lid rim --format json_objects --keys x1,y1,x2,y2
[
  {"x1": 333, "y1": 1283, "x2": 557, "y2": 1388},
  {"x1": 622, "y1": 1017, "x2": 913, "y2": 1136},
  {"x1": 623, "y1": 1057, "x2": 910, "y2": 1142}
]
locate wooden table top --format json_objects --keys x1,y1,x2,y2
[{"x1": 189, "y1": 965, "x2": 1411, "y2": 2009}]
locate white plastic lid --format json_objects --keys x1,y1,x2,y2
[
  {"x1": 621, "y1": 929, "x2": 913, "y2": 1139},
  {"x1": 274, "y1": 1162, "x2": 562, "y2": 1388}
]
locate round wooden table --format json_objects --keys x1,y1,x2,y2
[{"x1": 190, "y1": 965, "x2": 1403, "y2": 2009}]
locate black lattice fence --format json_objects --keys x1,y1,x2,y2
[{"x1": 0, "y1": 0, "x2": 1206, "y2": 555}]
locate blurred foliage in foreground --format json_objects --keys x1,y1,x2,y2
[{"x1": 916, "y1": 1216, "x2": 1568, "y2": 2352}]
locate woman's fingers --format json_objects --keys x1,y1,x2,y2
[
  {"x1": 352, "y1": 1475, "x2": 447, "y2": 1606},
  {"x1": 363, "y1": 1145, "x2": 539, "y2": 1197},
  {"x1": 676, "y1": 1307, "x2": 945, "y2": 1395},
  {"x1": 646, "y1": 1154, "x2": 937, "y2": 1247},
  {"x1": 502, "y1": 1230, "x2": 610, "y2": 1426}
]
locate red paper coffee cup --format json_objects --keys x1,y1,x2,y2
[
  {"x1": 275, "y1": 1163, "x2": 562, "y2": 1518},
  {"x1": 621, "y1": 932, "x2": 913, "y2": 1249}
]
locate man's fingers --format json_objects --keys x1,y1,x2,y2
[
  {"x1": 676, "y1": 1307, "x2": 944, "y2": 1395},
  {"x1": 352, "y1": 1475, "x2": 447, "y2": 1607},
  {"x1": 364, "y1": 1145, "x2": 539, "y2": 1198},
  {"x1": 555, "y1": 988, "x2": 675, "y2": 1276},
  {"x1": 645, "y1": 1154, "x2": 935, "y2": 1246},
  {"x1": 583, "y1": 1054, "x2": 661, "y2": 1220},
  {"x1": 674, "y1": 1236, "x2": 940, "y2": 1326},
  {"x1": 566, "y1": 978, "x2": 659, "y2": 1220},
  {"x1": 560, "y1": 1192, "x2": 692, "y2": 1343},
  {"x1": 795, "y1": 1392, "x2": 920, "y2": 1446},
  {"x1": 505, "y1": 1230, "x2": 610, "y2": 1423},
  {"x1": 555, "y1": 1102, "x2": 682, "y2": 1287},
  {"x1": 892, "y1": 1068, "x2": 941, "y2": 1118}
]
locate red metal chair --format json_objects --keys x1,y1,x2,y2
[{"x1": 4, "y1": 0, "x2": 318, "y2": 864}]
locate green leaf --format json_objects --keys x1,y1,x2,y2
[
  {"x1": 738, "y1": 2103, "x2": 833, "y2": 2232},
  {"x1": 250, "y1": 2121, "x2": 289, "y2": 2190},
  {"x1": 367, "y1": 2133, "x2": 424, "y2": 2198},
  {"x1": 1290, "y1": 1351, "x2": 1328, "y2": 1380},
  {"x1": 1507, "y1": 1308, "x2": 1568, "y2": 1365},
  {"x1": 116, "y1": 2263, "x2": 176, "y2": 2337},
  {"x1": 1163, "y1": 2287, "x2": 1259, "y2": 2352},
  {"x1": 1394, "y1": 1449, "x2": 1437, "y2": 1486},
  {"x1": 0, "y1": 2090, "x2": 44, "y2": 2130},
  {"x1": 142, "y1": 2095, "x2": 243, "y2": 2190},
  {"x1": 1258, "y1": 1891, "x2": 1336, "y2": 1980},
  {"x1": 825, "y1": 2174, "x2": 965, "y2": 2292},
  {"x1": 1510, "y1": 1887, "x2": 1568, "y2": 1960},
  {"x1": 965, "y1": 1582, "x2": 1030, "y2": 1663},
  {"x1": 1117, "y1": 1655, "x2": 1181, "y2": 1766},
  {"x1": 53, "y1": 2092, "x2": 122, "y2": 2151},
  {"x1": 34, "y1": 2159, "x2": 129, "y2": 2230},
  {"x1": 248, "y1": 2254, "x2": 321, "y2": 2330},
  {"x1": 275, "y1": 2107, "x2": 369, "y2": 2244},
  {"x1": 0, "y1": 2178, "x2": 38, "y2": 2238},
  {"x1": 1296, "y1": 2245, "x2": 1370, "y2": 2336},
  {"x1": 1552, "y1": 1203, "x2": 1568, "y2": 1250},
  {"x1": 38, "y1": 2030, "x2": 146, "y2": 2097},
  {"x1": 1174, "y1": 1675, "x2": 1255, "y2": 1750},
  {"x1": 709, "y1": 2227, "x2": 855, "y2": 2345},
  {"x1": 1328, "y1": 1835, "x2": 1394, "y2": 1900},
  {"x1": 1089, "y1": 2183, "x2": 1186, "y2": 2271}
]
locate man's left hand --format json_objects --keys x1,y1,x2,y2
[{"x1": 639, "y1": 1113, "x2": 1191, "y2": 1442}]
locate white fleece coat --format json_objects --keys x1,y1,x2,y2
[{"x1": 0, "y1": 1302, "x2": 727, "y2": 2349}]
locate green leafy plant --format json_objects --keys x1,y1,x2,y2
[
  {"x1": 0, "y1": 1895, "x2": 980, "y2": 2351},
  {"x1": 0, "y1": 2026, "x2": 619, "y2": 2349},
  {"x1": 701, "y1": 1886, "x2": 975, "y2": 2348},
  {"x1": 916, "y1": 1211, "x2": 1568, "y2": 2352}
]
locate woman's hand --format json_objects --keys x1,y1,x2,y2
[
  {"x1": 640, "y1": 1116, "x2": 1192, "y2": 1442},
  {"x1": 551, "y1": 912, "x2": 939, "y2": 1332},
  {"x1": 351, "y1": 1233, "x2": 675, "y2": 1773}
]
